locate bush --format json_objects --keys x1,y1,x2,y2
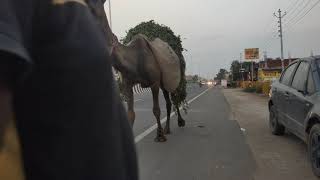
[
  {"x1": 255, "y1": 83, "x2": 263, "y2": 93},
  {"x1": 230, "y1": 81, "x2": 237, "y2": 88},
  {"x1": 262, "y1": 81, "x2": 271, "y2": 95}
]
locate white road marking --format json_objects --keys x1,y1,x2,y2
[
  {"x1": 135, "y1": 87, "x2": 213, "y2": 143},
  {"x1": 134, "y1": 99, "x2": 143, "y2": 103}
]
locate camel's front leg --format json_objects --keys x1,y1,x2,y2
[
  {"x1": 151, "y1": 85, "x2": 166, "y2": 142},
  {"x1": 127, "y1": 86, "x2": 135, "y2": 127}
]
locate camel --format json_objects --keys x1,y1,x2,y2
[
  {"x1": 110, "y1": 34, "x2": 186, "y2": 142},
  {"x1": 88, "y1": 1, "x2": 185, "y2": 142}
]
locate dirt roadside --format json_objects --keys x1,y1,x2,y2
[{"x1": 223, "y1": 88, "x2": 318, "y2": 180}]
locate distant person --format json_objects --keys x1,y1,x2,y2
[{"x1": 0, "y1": 0, "x2": 138, "y2": 180}]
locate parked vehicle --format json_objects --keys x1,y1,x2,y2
[
  {"x1": 221, "y1": 79, "x2": 227, "y2": 88},
  {"x1": 268, "y1": 56, "x2": 320, "y2": 177}
]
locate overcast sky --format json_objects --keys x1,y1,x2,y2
[{"x1": 105, "y1": 0, "x2": 320, "y2": 78}]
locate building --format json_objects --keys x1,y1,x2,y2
[{"x1": 258, "y1": 58, "x2": 298, "y2": 81}]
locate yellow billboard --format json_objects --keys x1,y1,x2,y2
[{"x1": 245, "y1": 48, "x2": 259, "y2": 60}]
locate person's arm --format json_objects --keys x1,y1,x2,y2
[
  {"x1": 0, "y1": 53, "x2": 19, "y2": 149},
  {"x1": 0, "y1": 80, "x2": 12, "y2": 149},
  {"x1": 0, "y1": 0, "x2": 32, "y2": 149}
]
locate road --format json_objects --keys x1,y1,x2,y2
[
  {"x1": 132, "y1": 83, "x2": 208, "y2": 137},
  {"x1": 132, "y1": 85, "x2": 256, "y2": 180},
  {"x1": 223, "y1": 89, "x2": 317, "y2": 180}
]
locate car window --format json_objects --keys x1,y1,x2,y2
[
  {"x1": 281, "y1": 63, "x2": 298, "y2": 86},
  {"x1": 308, "y1": 70, "x2": 316, "y2": 94},
  {"x1": 292, "y1": 62, "x2": 309, "y2": 91}
]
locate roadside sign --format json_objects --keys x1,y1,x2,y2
[{"x1": 245, "y1": 48, "x2": 259, "y2": 60}]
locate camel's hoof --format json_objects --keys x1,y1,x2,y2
[
  {"x1": 154, "y1": 135, "x2": 167, "y2": 142},
  {"x1": 178, "y1": 119, "x2": 186, "y2": 127},
  {"x1": 164, "y1": 128, "x2": 171, "y2": 135}
]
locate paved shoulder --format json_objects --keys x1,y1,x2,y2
[
  {"x1": 223, "y1": 88, "x2": 317, "y2": 180},
  {"x1": 137, "y1": 87, "x2": 256, "y2": 180}
]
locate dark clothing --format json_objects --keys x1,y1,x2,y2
[{"x1": 0, "y1": 0, "x2": 138, "y2": 179}]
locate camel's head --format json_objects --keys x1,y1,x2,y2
[{"x1": 86, "y1": 0, "x2": 114, "y2": 52}]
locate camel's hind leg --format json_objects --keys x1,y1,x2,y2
[
  {"x1": 151, "y1": 84, "x2": 166, "y2": 142},
  {"x1": 176, "y1": 105, "x2": 186, "y2": 127},
  {"x1": 126, "y1": 85, "x2": 135, "y2": 127},
  {"x1": 162, "y1": 89, "x2": 172, "y2": 135}
]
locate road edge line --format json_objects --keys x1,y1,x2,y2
[{"x1": 135, "y1": 86, "x2": 213, "y2": 143}]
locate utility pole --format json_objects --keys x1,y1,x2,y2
[
  {"x1": 108, "y1": 0, "x2": 112, "y2": 30},
  {"x1": 251, "y1": 60, "x2": 254, "y2": 82},
  {"x1": 240, "y1": 53, "x2": 244, "y2": 81},
  {"x1": 274, "y1": 9, "x2": 287, "y2": 71},
  {"x1": 263, "y1": 51, "x2": 268, "y2": 61}
]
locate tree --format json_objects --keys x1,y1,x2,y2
[
  {"x1": 215, "y1": 69, "x2": 228, "y2": 81},
  {"x1": 230, "y1": 60, "x2": 241, "y2": 81},
  {"x1": 122, "y1": 20, "x2": 187, "y2": 108},
  {"x1": 192, "y1": 75, "x2": 199, "y2": 82}
]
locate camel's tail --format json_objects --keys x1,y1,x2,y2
[{"x1": 170, "y1": 55, "x2": 187, "y2": 107}]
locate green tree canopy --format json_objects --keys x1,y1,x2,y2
[
  {"x1": 230, "y1": 60, "x2": 241, "y2": 81},
  {"x1": 215, "y1": 69, "x2": 228, "y2": 81},
  {"x1": 122, "y1": 20, "x2": 187, "y2": 108},
  {"x1": 192, "y1": 75, "x2": 199, "y2": 82}
]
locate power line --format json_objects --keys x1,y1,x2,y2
[
  {"x1": 282, "y1": 0, "x2": 307, "y2": 25},
  {"x1": 261, "y1": 0, "x2": 302, "y2": 56},
  {"x1": 285, "y1": 0, "x2": 320, "y2": 33},
  {"x1": 285, "y1": 0, "x2": 302, "y2": 13},
  {"x1": 283, "y1": 0, "x2": 313, "y2": 27}
]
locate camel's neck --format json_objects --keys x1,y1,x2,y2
[{"x1": 112, "y1": 44, "x2": 139, "y2": 81}]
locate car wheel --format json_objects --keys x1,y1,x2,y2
[
  {"x1": 269, "y1": 105, "x2": 285, "y2": 135},
  {"x1": 308, "y1": 124, "x2": 320, "y2": 177}
]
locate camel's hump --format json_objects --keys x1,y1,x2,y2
[{"x1": 150, "y1": 39, "x2": 181, "y2": 92}]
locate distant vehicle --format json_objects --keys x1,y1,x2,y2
[
  {"x1": 268, "y1": 56, "x2": 320, "y2": 177},
  {"x1": 207, "y1": 81, "x2": 213, "y2": 86},
  {"x1": 221, "y1": 79, "x2": 227, "y2": 88},
  {"x1": 199, "y1": 81, "x2": 203, "y2": 87}
]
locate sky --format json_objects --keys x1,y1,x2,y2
[{"x1": 105, "y1": 0, "x2": 320, "y2": 79}]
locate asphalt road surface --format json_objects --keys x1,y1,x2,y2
[
  {"x1": 132, "y1": 83, "x2": 208, "y2": 137},
  {"x1": 132, "y1": 85, "x2": 256, "y2": 180}
]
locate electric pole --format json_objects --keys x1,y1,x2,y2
[
  {"x1": 108, "y1": 0, "x2": 112, "y2": 30},
  {"x1": 240, "y1": 53, "x2": 244, "y2": 81},
  {"x1": 263, "y1": 51, "x2": 268, "y2": 61},
  {"x1": 274, "y1": 9, "x2": 286, "y2": 71}
]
